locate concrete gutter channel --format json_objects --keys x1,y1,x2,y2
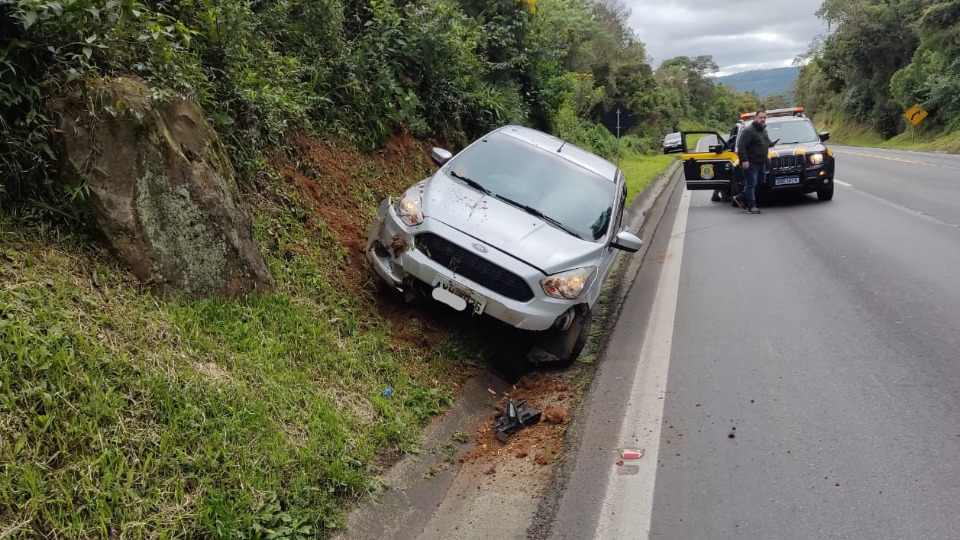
[{"x1": 335, "y1": 161, "x2": 682, "y2": 540}]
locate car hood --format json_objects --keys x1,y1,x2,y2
[
  {"x1": 769, "y1": 141, "x2": 828, "y2": 157},
  {"x1": 421, "y1": 174, "x2": 604, "y2": 274}
]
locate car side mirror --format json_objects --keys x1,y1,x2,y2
[
  {"x1": 431, "y1": 147, "x2": 453, "y2": 166},
  {"x1": 708, "y1": 144, "x2": 724, "y2": 154},
  {"x1": 819, "y1": 132, "x2": 830, "y2": 142},
  {"x1": 612, "y1": 229, "x2": 642, "y2": 253},
  {"x1": 663, "y1": 146, "x2": 683, "y2": 155}
]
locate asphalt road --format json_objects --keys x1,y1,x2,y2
[{"x1": 545, "y1": 146, "x2": 960, "y2": 539}]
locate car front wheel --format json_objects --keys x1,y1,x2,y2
[
  {"x1": 817, "y1": 181, "x2": 834, "y2": 201},
  {"x1": 527, "y1": 305, "x2": 593, "y2": 367}
]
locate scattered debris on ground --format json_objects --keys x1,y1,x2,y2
[
  {"x1": 493, "y1": 398, "x2": 542, "y2": 442},
  {"x1": 462, "y1": 372, "x2": 576, "y2": 471}
]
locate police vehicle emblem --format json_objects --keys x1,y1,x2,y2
[{"x1": 700, "y1": 164, "x2": 715, "y2": 180}]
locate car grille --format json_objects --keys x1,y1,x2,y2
[
  {"x1": 770, "y1": 155, "x2": 804, "y2": 173},
  {"x1": 415, "y1": 233, "x2": 535, "y2": 302}
]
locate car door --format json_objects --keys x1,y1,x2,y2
[{"x1": 672, "y1": 131, "x2": 739, "y2": 191}]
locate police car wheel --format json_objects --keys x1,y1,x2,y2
[{"x1": 817, "y1": 182, "x2": 834, "y2": 201}]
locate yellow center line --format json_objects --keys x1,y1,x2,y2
[{"x1": 834, "y1": 149, "x2": 960, "y2": 170}]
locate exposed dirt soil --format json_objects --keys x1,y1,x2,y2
[
  {"x1": 270, "y1": 132, "x2": 431, "y2": 294},
  {"x1": 462, "y1": 373, "x2": 575, "y2": 471},
  {"x1": 268, "y1": 131, "x2": 576, "y2": 492}
]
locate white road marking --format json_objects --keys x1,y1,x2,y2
[
  {"x1": 593, "y1": 188, "x2": 691, "y2": 540},
  {"x1": 835, "y1": 179, "x2": 852, "y2": 187}
]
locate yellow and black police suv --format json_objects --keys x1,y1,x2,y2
[{"x1": 664, "y1": 107, "x2": 836, "y2": 202}]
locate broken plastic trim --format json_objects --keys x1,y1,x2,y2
[{"x1": 493, "y1": 398, "x2": 542, "y2": 442}]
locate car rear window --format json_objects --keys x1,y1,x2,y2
[{"x1": 446, "y1": 132, "x2": 616, "y2": 240}]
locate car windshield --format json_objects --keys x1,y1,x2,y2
[
  {"x1": 765, "y1": 120, "x2": 820, "y2": 144},
  {"x1": 445, "y1": 132, "x2": 616, "y2": 240}
]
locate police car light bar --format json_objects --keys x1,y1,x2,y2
[{"x1": 739, "y1": 107, "x2": 805, "y2": 121}]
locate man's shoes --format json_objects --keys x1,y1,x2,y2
[
  {"x1": 711, "y1": 192, "x2": 721, "y2": 202},
  {"x1": 747, "y1": 207, "x2": 762, "y2": 214},
  {"x1": 732, "y1": 194, "x2": 746, "y2": 210}
]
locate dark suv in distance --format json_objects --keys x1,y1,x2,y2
[
  {"x1": 662, "y1": 132, "x2": 682, "y2": 154},
  {"x1": 665, "y1": 107, "x2": 836, "y2": 201}
]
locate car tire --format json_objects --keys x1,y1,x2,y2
[
  {"x1": 817, "y1": 181, "x2": 834, "y2": 201},
  {"x1": 527, "y1": 305, "x2": 593, "y2": 368}
]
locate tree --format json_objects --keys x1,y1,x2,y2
[
  {"x1": 705, "y1": 83, "x2": 741, "y2": 128},
  {"x1": 736, "y1": 91, "x2": 763, "y2": 116},
  {"x1": 811, "y1": 0, "x2": 932, "y2": 136},
  {"x1": 763, "y1": 94, "x2": 793, "y2": 110},
  {"x1": 656, "y1": 55, "x2": 718, "y2": 119},
  {"x1": 890, "y1": 0, "x2": 960, "y2": 130}
]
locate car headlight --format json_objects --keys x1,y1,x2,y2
[
  {"x1": 808, "y1": 153, "x2": 824, "y2": 165},
  {"x1": 541, "y1": 267, "x2": 596, "y2": 299},
  {"x1": 393, "y1": 191, "x2": 423, "y2": 226}
]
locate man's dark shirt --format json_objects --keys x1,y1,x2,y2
[{"x1": 737, "y1": 120, "x2": 773, "y2": 164}]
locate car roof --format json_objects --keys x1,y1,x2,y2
[
  {"x1": 740, "y1": 107, "x2": 806, "y2": 121},
  {"x1": 494, "y1": 125, "x2": 619, "y2": 181},
  {"x1": 737, "y1": 115, "x2": 812, "y2": 128}
]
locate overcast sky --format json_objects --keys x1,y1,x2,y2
[{"x1": 624, "y1": 0, "x2": 831, "y2": 76}]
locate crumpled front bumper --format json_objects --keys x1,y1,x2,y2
[{"x1": 365, "y1": 197, "x2": 578, "y2": 332}]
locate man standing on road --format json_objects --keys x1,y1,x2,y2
[{"x1": 734, "y1": 111, "x2": 775, "y2": 214}]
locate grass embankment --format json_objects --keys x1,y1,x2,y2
[
  {"x1": 812, "y1": 113, "x2": 960, "y2": 153},
  {"x1": 0, "y1": 142, "x2": 675, "y2": 538},
  {"x1": 621, "y1": 152, "x2": 677, "y2": 204}
]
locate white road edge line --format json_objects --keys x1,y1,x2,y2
[
  {"x1": 593, "y1": 188, "x2": 691, "y2": 540},
  {"x1": 835, "y1": 179, "x2": 852, "y2": 187}
]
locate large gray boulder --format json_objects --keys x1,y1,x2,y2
[{"x1": 49, "y1": 77, "x2": 272, "y2": 298}]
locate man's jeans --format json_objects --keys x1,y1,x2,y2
[{"x1": 742, "y1": 161, "x2": 765, "y2": 208}]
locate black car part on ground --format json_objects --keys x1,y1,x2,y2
[{"x1": 493, "y1": 398, "x2": 542, "y2": 442}]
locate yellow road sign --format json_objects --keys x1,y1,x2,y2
[{"x1": 905, "y1": 103, "x2": 928, "y2": 126}]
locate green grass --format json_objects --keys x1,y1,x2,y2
[
  {"x1": 883, "y1": 125, "x2": 960, "y2": 153},
  {"x1": 0, "y1": 203, "x2": 471, "y2": 538},
  {"x1": 811, "y1": 113, "x2": 960, "y2": 153},
  {"x1": 620, "y1": 152, "x2": 677, "y2": 203}
]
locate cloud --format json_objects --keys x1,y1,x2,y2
[{"x1": 622, "y1": 0, "x2": 830, "y2": 75}]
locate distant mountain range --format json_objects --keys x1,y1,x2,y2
[{"x1": 713, "y1": 67, "x2": 800, "y2": 99}]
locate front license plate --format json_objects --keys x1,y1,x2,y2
[
  {"x1": 775, "y1": 176, "x2": 800, "y2": 186},
  {"x1": 431, "y1": 276, "x2": 486, "y2": 314}
]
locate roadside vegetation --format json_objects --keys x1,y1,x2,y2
[
  {"x1": 0, "y1": 138, "x2": 673, "y2": 536},
  {"x1": 622, "y1": 154, "x2": 676, "y2": 203},
  {"x1": 795, "y1": 0, "x2": 960, "y2": 154},
  {"x1": 0, "y1": 139, "x2": 478, "y2": 536}
]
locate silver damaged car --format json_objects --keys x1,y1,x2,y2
[{"x1": 366, "y1": 125, "x2": 642, "y2": 366}]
